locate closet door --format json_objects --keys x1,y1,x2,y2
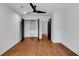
[
  {"x1": 30, "y1": 20, "x2": 38, "y2": 37},
  {"x1": 24, "y1": 21, "x2": 30, "y2": 37}
]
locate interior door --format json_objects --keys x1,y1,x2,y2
[
  {"x1": 48, "y1": 19, "x2": 51, "y2": 40},
  {"x1": 21, "y1": 18, "x2": 24, "y2": 41}
]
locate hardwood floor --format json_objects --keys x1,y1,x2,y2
[{"x1": 2, "y1": 35, "x2": 77, "y2": 56}]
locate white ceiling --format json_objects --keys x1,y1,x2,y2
[{"x1": 5, "y1": 3, "x2": 74, "y2": 16}]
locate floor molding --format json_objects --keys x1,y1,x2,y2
[
  {"x1": 61, "y1": 42, "x2": 79, "y2": 56},
  {"x1": 54, "y1": 42, "x2": 78, "y2": 56},
  {"x1": 0, "y1": 40, "x2": 21, "y2": 55},
  {"x1": 52, "y1": 39, "x2": 78, "y2": 55}
]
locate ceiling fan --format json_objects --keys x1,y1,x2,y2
[{"x1": 26, "y1": 3, "x2": 46, "y2": 14}]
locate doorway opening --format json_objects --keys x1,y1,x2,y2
[{"x1": 21, "y1": 18, "x2": 39, "y2": 41}]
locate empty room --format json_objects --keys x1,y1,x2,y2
[{"x1": 0, "y1": 3, "x2": 79, "y2": 56}]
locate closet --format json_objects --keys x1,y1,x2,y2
[{"x1": 24, "y1": 20, "x2": 39, "y2": 38}]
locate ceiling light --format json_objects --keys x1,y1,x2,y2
[
  {"x1": 24, "y1": 11, "x2": 27, "y2": 14},
  {"x1": 43, "y1": 19, "x2": 45, "y2": 21}
]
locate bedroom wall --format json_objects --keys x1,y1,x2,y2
[
  {"x1": 0, "y1": 4, "x2": 21, "y2": 55},
  {"x1": 51, "y1": 12, "x2": 63, "y2": 42},
  {"x1": 62, "y1": 4, "x2": 79, "y2": 55}
]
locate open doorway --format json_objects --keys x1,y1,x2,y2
[{"x1": 21, "y1": 18, "x2": 39, "y2": 41}]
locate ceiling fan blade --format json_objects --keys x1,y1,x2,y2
[
  {"x1": 29, "y1": 3, "x2": 36, "y2": 12},
  {"x1": 29, "y1": 3, "x2": 46, "y2": 13},
  {"x1": 36, "y1": 11, "x2": 46, "y2": 13},
  {"x1": 26, "y1": 12, "x2": 33, "y2": 14}
]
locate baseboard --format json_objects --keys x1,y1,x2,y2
[
  {"x1": 61, "y1": 42, "x2": 79, "y2": 55},
  {"x1": 51, "y1": 39, "x2": 78, "y2": 55},
  {"x1": 51, "y1": 39, "x2": 61, "y2": 43},
  {"x1": 53, "y1": 41, "x2": 78, "y2": 55},
  {"x1": 0, "y1": 40, "x2": 21, "y2": 55}
]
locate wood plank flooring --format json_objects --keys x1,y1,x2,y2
[{"x1": 2, "y1": 35, "x2": 77, "y2": 56}]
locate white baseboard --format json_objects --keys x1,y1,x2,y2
[
  {"x1": 51, "y1": 39, "x2": 79, "y2": 55},
  {"x1": 61, "y1": 42, "x2": 79, "y2": 55},
  {"x1": 51, "y1": 39, "x2": 61, "y2": 43},
  {"x1": 0, "y1": 40, "x2": 20, "y2": 55}
]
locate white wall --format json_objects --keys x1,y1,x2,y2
[
  {"x1": 0, "y1": 4, "x2": 21, "y2": 55},
  {"x1": 52, "y1": 12, "x2": 63, "y2": 42},
  {"x1": 61, "y1": 4, "x2": 79, "y2": 55},
  {"x1": 42, "y1": 18, "x2": 48, "y2": 35},
  {"x1": 52, "y1": 5, "x2": 79, "y2": 55}
]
